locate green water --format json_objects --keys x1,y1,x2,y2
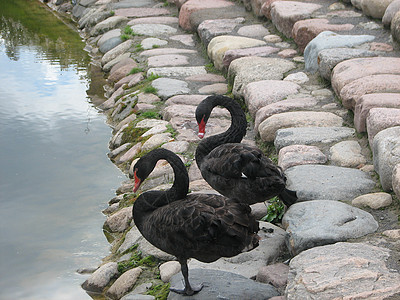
[{"x1": 0, "y1": 1, "x2": 122, "y2": 299}]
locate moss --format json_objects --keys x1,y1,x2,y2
[
  {"x1": 121, "y1": 124, "x2": 149, "y2": 145},
  {"x1": 129, "y1": 67, "x2": 144, "y2": 75},
  {"x1": 117, "y1": 249, "x2": 158, "y2": 273},
  {"x1": 165, "y1": 124, "x2": 177, "y2": 139},
  {"x1": 139, "y1": 110, "x2": 162, "y2": 119},
  {"x1": 146, "y1": 282, "x2": 171, "y2": 300},
  {"x1": 143, "y1": 85, "x2": 158, "y2": 94}
]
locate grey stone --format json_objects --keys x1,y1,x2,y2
[
  {"x1": 147, "y1": 66, "x2": 206, "y2": 78},
  {"x1": 188, "y1": 222, "x2": 287, "y2": 279},
  {"x1": 138, "y1": 238, "x2": 175, "y2": 261},
  {"x1": 197, "y1": 18, "x2": 244, "y2": 46},
  {"x1": 141, "y1": 38, "x2": 168, "y2": 50},
  {"x1": 237, "y1": 24, "x2": 270, "y2": 38},
  {"x1": 81, "y1": 262, "x2": 119, "y2": 293},
  {"x1": 142, "y1": 133, "x2": 173, "y2": 151},
  {"x1": 99, "y1": 36, "x2": 123, "y2": 54},
  {"x1": 131, "y1": 24, "x2": 177, "y2": 36},
  {"x1": 101, "y1": 40, "x2": 134, "y2": 66},
  {"x1": 285, "y1": 165, "x2": 376, "y2": 201},
  {"x1": 106, "y1": 268, "x2": 143, "y2": 300},
  {"x1": 317, "y1": 48, "x2": 377, "y2": 80},
  {"x1": 383, "y1": 0, "x2": 400, "y2": 27},
  {"x1": 121, "y1": 294, "x2": 155, "y2": 300},
  {"x1": 102, "y1": 52, "x2": 131, "y2": 72},
  {"x1": 72, "y1": 4, "x2": 86, "y2": 19},
  {"x1": 151, "y1": 78, "x2": 190, "y2": 99},
  {"x1": 168, "y1": 269, "x2": 279, "y2": 300},
  {"x1": 104, "y1": 207, "x2": 133, "y2": 233},
  {"x1": 372, "y1": 126, "x2": 400, "y2": 191},
  {"x1": 304, "y1": 31, "x2": 375, "y2": 73},
  {"x1": 78, "y1": 8, "x2": 111, "y2": 29},
  {"x1": 90, "y1": 16, "x2": 128, "y2": 36},
  {"x1": 139, "y1": 48, "x2": 197, "y2": 57},
  {"x1": 159, "y1": 261, "x2": 181, "y2": 282},
  {"x1": 286, "y1": 242, "x2": 400, "y2": 299},
  {"x1": 169, "y1": 34, "x2": 195, "y2": 46},
  {"x1": 111, "y1": 0, "x2": 156, "y2": 9},
  {"x1": 161, "y1": 141, "x2": 190, "y2": 153},
  {"x1": 274, "y1": 127, "x2": 356, "y2": 151},
  {"x1": 282, "y1": 200, "x2": 378, "y2": 255},
  {"x1": 228, "y1": 57, "x2": 296, "y2": 97},
  {"x1": 278, "y1": 145, "x2": 327, "y2": 171},
  {"x1": 147, "y1": 54, "x2": 189, "y2": 67}
]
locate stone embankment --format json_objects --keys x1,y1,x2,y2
[{"x1": 47, "y1": 0, "x2": 400, "y2": 299}]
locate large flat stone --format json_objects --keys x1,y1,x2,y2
[
  {"x1": 354, "y1": 93, "x2": 400, "y2": 132},
  {"x1": 292, "y1": 19, "x2": 354, "y2": 52},
  {"x1": 163, "y1": 104, "x2": 229, "y2": 121},
  {"x1": 207, "y1": 35, "x2": 266, "y2": 70},
  {"x1": 254, "y1": 97, "x2": 318, "y2": 133},
  {"x1": 128, "y1": 16, "x2": 179, "y2": 25},
  {"x1": 90, "y1": 16, "x2": 128, "y2": 36},
  {"x1": 274, "y1": 127, "x2": 356, "y2": 150},
  {"x1": 147, "y1": 66, "x2": 206, "y2": 78},
  {"x1": 228, "y1": 57, "x2": 296, "y2": 97},
  {"x1": 317, "y1": 48, "x2": 377, "y2": 80},
  {"x1": 101, "y1": 39, "x2": 134, "y2": 66},
  {"x1": 284, "y1": 165, "x2": 376, "y2": 201},
  {"x1": 329, "y1": 140, "x2": 366, "y2": 168},
  {"x1": 259, "y1": 111, "x2": 343, "y2": 142},
  {"x1": 304, "y1": 31, "x2": 375, "y2": 73},
  {"x1": 115, "y1": 7, "x2": 170, "y2": 17},
  {"x1": 331, "y1": 57, "x2": 400, "y2": 96},
  {"x1": 372, "y1": 126, "x2": 400, "y2": 191},
  {"x1": 179, "y1": 0, "x2": 235, "y2": 31},
  {"x1": 151, "y1": 78, "x2": 190, "y2": 99},
  {"x1": 360, "y1": 0, "x2": 394, "y2": 19},
  {"x1": 270, "y1": 1, "x2": 322, "y2": 38},
  {"x1": 282, "y1": 200, "x2": 378, "y2": 255},
  {"x1": 131, "y1": 24, "x2": 177, "y2": 36},
  {"x1": 278, "y1": 145, "x2": 327, "y2": 170},
  {"x1": 147, "y1": 54, "x2": 189, "y2": 67},
  {"x1": 169, "y1": 269, "x2": 279, "y2": 299},
  {"x1": 340, "y1": 74, "x2": 400, "y2": 110},
  {"x1": 286, "y1": 242, "x2": 400, "y2": 299},
  {"x1": 383, "y1": 0, "x2": 400, "y2": 27},
  {"x1": 139, "y1": 48, "x2": 197, "y2": 57}
]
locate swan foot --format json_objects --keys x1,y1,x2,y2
[{"x1": 170, "y1": 283, "x2": 203, "y2": 296}]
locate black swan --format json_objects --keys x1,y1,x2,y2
[
  {"x1": 131, "y1": 148, "x2": 260, "y2": 296},
  {"x1": 195, "y1": 95, "x2": 297, "y2": 207}
]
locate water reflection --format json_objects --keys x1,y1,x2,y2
[{"x1": 0, "y1": 2, "x2": 122, "y2": 299}]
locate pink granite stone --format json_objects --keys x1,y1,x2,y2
[
  {"x1": 222, "y1": 46, "x2": 280, "y2": 68},
  {"x1": 256, "y1": 263, "x2": 289, "y2": 287},
  {"x1": 115, "y1": 8, "x2": 170, "y2": 18},
  {"x1": 179, "y1": 0, "x2": 235, "y2": 31},
  {"x1": 354, "y1": 93, "x2": 400, "y2": 133},
  {"x1": 108, "y1": 62, "x2": 138, "y2": 84},
  {"x1": 292, "y1": 19, "x2": 354, "y2": 52},
  {"x1": 369, "y1": 42, "x2": 394, "y2": 52},
  {"x1": 366, "y1": 108, "x2": 400, "y2": 144},
  {"x1": 261, "y1": 0, "x2": 282, "y2": 19},
  {"x1": 254, "y1": 97, "x2": 319, "y2": 133},
  {"x1": 114, "y1": 73, "x2": 144, "y2": 90},
  {"x1": 278, "y1": 145, "x2": 327, "y2": 170},
  {"x1": 147, "y1": 54, "x2": 190, "y2": 67},
  {"x1": 340, "y1": 74, "x2": 400, "y2": 110},
  {"x1": 277, "y1": 48, "x2": 297, "y2": 58},
  {"x1": 331, "y1": 57, "x2": 400, "y2": 96},
  {"x1": 165, "y1": 94, "x2": 209, "y2": 106},
  {"x1": 127, "y1": 17, "x2": 179, "y2": 25},
  {"x1": 270, "y1": 1, "x2": 322, "y2": 38},
  {"x1": 198, "y1": 83, "x2": 228, "y2": 94},
  {"x1": 110, "y1": 57, "x2": 136, "y2": 75},
  {"x1": 243, "y1": 80, "x2": 301, "y2": 117},
  {"x1": 185, "y1": 73, "x2": 225, "y2": 82}
]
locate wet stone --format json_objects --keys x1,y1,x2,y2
[{"x1": 285, "y1": 165, "x2": 376, "y2": 201}]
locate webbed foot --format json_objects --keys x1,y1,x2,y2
[{"x1": 170, "y1": 283, "x2": 203, "y2": 296}]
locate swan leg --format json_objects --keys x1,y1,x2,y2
[{"x1": 170, "y1": 259, "x2": 203, "y2": 296}]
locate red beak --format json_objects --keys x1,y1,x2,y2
[
  {"x1": 198, "y1": 117, "x2": 206, "y2": 139},
  {"x1": 133, "y1": 170, "x2": 141, "y2": 192}
]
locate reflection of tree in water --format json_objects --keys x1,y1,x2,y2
[{"x1": 0, "y1": 4, "x2": 90, "y2": 70}]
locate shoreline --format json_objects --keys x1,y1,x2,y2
[{"x1": 41, "y1": 0, "x2": 400, "y2": 299}]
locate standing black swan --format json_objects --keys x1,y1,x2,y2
[
  {"x1": 195, "y1": 95, "x2": 297, "y2": 207},
  {"x1": 131, "y1": 148, "x2": 260, "y2": 296}
]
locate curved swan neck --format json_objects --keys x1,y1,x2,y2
[
  {"x1": 134, "y1": 149, "x2": 189, "y2": 220},
  {"x1": 196, "y1": 96, "x2": 247, "y2": 165}
]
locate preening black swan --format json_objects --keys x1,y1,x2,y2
[
  {"x1": 195, "y1": 95, "x2": 297, "y2": 207},
  {"x1": 131, "y1": 148, "x2": 260, "y2": 296}
]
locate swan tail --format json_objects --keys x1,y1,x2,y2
[{"x1": 279, "y1": 188, "x2": 298, "y2": 207}]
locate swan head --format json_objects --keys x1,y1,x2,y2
[
  {"x1": 131, "y1": 151, "x2": 157, "y2": 192},
  {"x1": 195, "y1": 99, "x2": 211, "y2": 139}
]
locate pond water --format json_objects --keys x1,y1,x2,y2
[{"x1": 0, "y1": 1, "x2": 123, "y2": 299}]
